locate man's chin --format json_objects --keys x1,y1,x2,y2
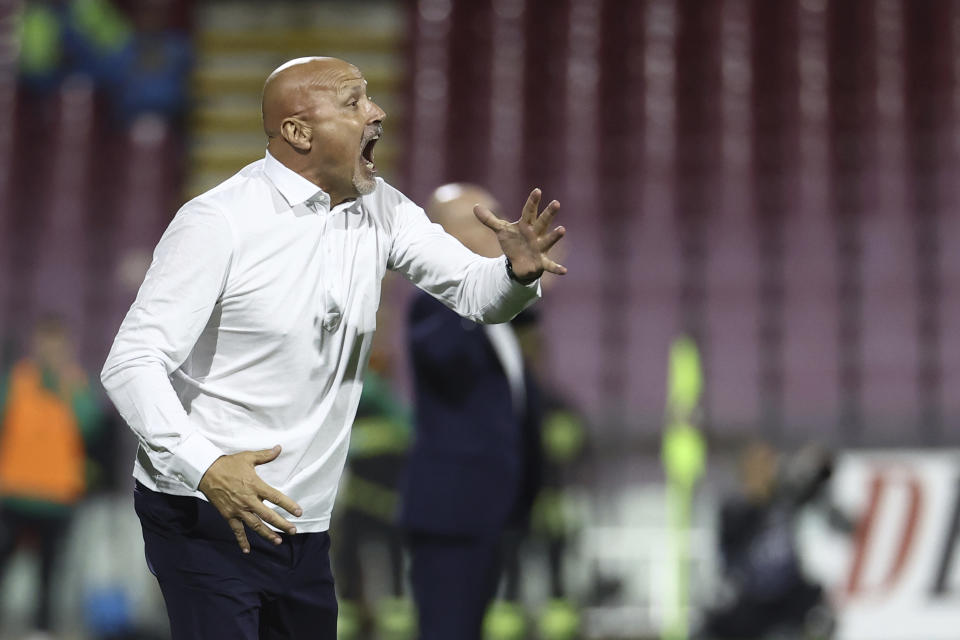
[{"x1": 353, "y1": 174, "x2": 377, "y2": 196}]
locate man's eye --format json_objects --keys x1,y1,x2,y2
[{"x1": 348, "y1": 100, "x2": 359, "y2": 107}]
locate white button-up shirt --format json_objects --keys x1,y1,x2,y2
[
  {"x1": 101, "y1": 151, "x2": 539, "y2": 532},
  {"x1": 483, "y1": 323, "x2": 525, "y2": 415}
]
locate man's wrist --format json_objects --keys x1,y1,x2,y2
[
  {"x1": 170, "y1": 432, "x2": 227, "y2": 490},
  {"x1": 505, "y1": 257, "x2": 538, "y2": 285},
  {"x1": 197, "y1": 454, "x2": 226, "y2": 493}
]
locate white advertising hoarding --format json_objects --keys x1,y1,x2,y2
[{"x1": 801, "y1": 450, "x2": 960, "y2": 640}]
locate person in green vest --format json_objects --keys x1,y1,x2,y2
[
  {"x1": 333, "y1": 368, "x2": 414, "y2": 640},
  {"x1": 0, "y1": 314, "x2": 102, "y2": 636},
  {"x1": 493, "y1": 308, "x2": 585, "y2": 640},
  {"x1": 18, "y1": 0, "x2": 132, "y2": 90}
]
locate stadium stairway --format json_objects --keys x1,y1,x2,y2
[{"x1": 187, "y1": 1, "x2": 405, "y2": 199}]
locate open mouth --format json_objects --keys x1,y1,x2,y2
[{"x1": 361, "y1": 133, "x2": 379, "y2": 171}]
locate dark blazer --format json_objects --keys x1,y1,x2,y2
[{"x1": 398, "y1": 293, "x2": 540, "y2": 538}]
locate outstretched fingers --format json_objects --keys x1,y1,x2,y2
[
  {"x1": 521, "y1": 188, "x2": 542, "y2": 225},
  {"x1": 533, "y1": 200, "x2": 560, "y2": 233},
  {"x1": 539, "y1": 226, "x2": 566, "y2": 253},
  {"x1": 542, "y1": 257, "x2": 568, "y2": 276},
  {"x1": 474, "y1": 204, "x2": 507, "y2": 232}
]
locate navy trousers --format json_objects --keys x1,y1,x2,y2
[
  {"x1": 134, "y1": 482, "x2": 337, "y2": 640},
  {"x1": 407, "y1": 532, "x2": 503, "y2": 640}
]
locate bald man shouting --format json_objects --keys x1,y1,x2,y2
[{"x1": 101, "y1": 57, "x2": 567, "y2": 639}]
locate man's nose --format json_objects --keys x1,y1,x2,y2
[{"x1": 368, "y1": 100, "x2": 386, "y2": 123}]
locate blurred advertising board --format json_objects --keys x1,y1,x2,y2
[{"x1": 801, "y1": 450, "x2": 960, "y2": 640}]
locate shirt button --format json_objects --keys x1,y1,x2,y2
[{"x1": 175, "y1": 473, "x2": 186, "y2": 483}]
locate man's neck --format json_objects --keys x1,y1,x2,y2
[{"x1": 268, "y1": 144, "x2": 354, "y2": 207}]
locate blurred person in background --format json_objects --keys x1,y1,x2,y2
[
  {"x1": 333, "y1": 364, "x2": 414, "y2": 640},
  {"x1": 398, "y1": 184, "x2": 544, "y2": 640},
  {"x1": 701, "y1": 441, "x2": 842, "y2": 640},
  {"x1": 107, "y1": 0, "x2": 191, "y2": 125},
  {"x1": 18, "y1": 0, "x2": 132, "y2": 92},
  {"x1": 488, "y1": 237, "x2": 585, "y2": 640},
  {"x1": 0, "y1": 314, "x2": 103, "y2": 638},
  {"x1": 17, "y1": 0, "x2": 190, "y2": 126},
  {"x1": 100, "y1": 57, "x2": 567, "y2": 640},
  {"x1": 510, "y1": 308, "x2": 586, "y2": 640}
]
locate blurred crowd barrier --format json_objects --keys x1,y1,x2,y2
[
  {"x1": 799, "y1": 450, "x2": 960, "y2": 640},
  {"x1": 3, "y1": 447, "x2": 957, "y2": 640}
]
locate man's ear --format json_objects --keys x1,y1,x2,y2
[{"x1": 280, "y1": 117, "x2": 312, "y2": 151}]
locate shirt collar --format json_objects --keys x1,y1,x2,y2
[{"x1": 263, "y1": 150, "x2": 330, "y2": 210}]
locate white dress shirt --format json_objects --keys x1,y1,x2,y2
[
  {"x1": 483, "y1": 323, "x2": 525, "y2": 416},
  {"x1": 101, "y1": 151, "x2": 540, "y2": 532}
]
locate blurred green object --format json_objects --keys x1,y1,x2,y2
[
  {"x1": 340, "y1": 473, "x2": 399, "y2": 522},
  {"x1": 538, "y1": 598, "x2": 581, "y2": 640},
  {"x1": 350, "y1": 371, "x2": 411, "y2": 460},
  {"x1": 17, "y1": 4, "x2": 61, "y2": 76},
  {"x1": 349, "y1": 416, "x2": 410, "y2": 458},
  {"x1": 483, "y1": 600, "x2": 526, "y2": 640},
  {"x1": 337, "y1": 599, "x2": 360, "y2": 640},
  {"x1": 662, "y1": 334, "x2": 706, "y2": 489},
  {"x1": 18, "y1": 0, "x2": 132, "y2": 85},
  {"x1": 661, "y1": 335, "x2": 706, "y2": 640},
  {"x1": 542, "y1": 410, "x2": 586, "y2": 464},
  {"x1": 662, "y1": 420, "x2": 706, "y2": 490},
  {"x1": 70, "y1": 0, "x2": 131, "y2": 52},
  {"x1": 666, "y1": 335, "x2": 703, "y2": 419},
  {"x1": 375, "y1": 596, "x2": 416, "y2": 640},
  {"x1": 532, "y1": 488, "x2": 581, "y2": 538}
]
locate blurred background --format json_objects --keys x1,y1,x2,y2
[{"x1": 0, "y1": 0, "x2": 958, "y2": 638}]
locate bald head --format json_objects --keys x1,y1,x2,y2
[
  {"x1": 261, "y1": 56, "x2": 362, "y2": 138},
  {"x1": 427, "y1": 184, "x2": 503, "y2": 258},
  {"x1": 258, "y1": 56, "x2": 386, "y2": 206}
]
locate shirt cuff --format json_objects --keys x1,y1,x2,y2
[
  {"x1": 167, "y1": 430, "x2": 226, "y2": 490},
  {"x1": 501, "y1": 259, "x2": 542, "y2": 293},
  {"x1": 489, "y1": 259, "x2": 541, "y2": 321}
]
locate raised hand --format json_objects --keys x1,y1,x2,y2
[
  {"x1": 197, "y1": 445, "x2": 303, "y2": 553},
  {"x1": 473, "y1": 188, "x2": 568, "y2": 284}
]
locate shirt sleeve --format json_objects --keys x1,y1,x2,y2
[
  {"x1": 100, "y1": 201, "x2": 233, "y2": 490},
  {"x1": 387, "y1": 199, "x2": 541, "y2": 324}
]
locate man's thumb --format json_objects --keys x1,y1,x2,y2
[{"x1": 252, "y1": 445, "x2": 282, "y2": 465}]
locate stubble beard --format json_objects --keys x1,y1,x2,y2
[{"x1": 353, "y1": 170, "x2": 376, "y2": 196}]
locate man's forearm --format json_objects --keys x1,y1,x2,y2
[
  {"x1": 454, "y1": 255, "x2": 541, "y2": 324},
  {"x1": 102, "y1": 360, "x2": 224, "y2": 489}
]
